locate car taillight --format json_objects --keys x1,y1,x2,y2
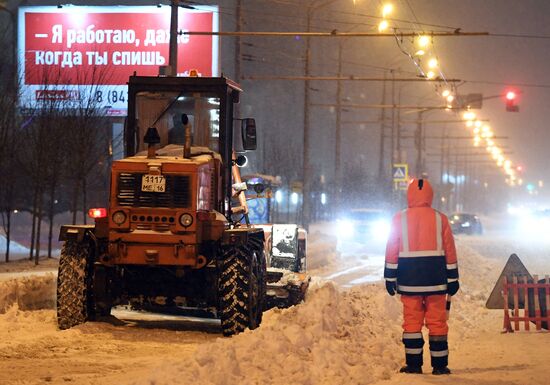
[{"x1": 88, "y1": 208, "x2": 107, "y2": 219}]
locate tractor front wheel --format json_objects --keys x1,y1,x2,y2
[
  {"x1": 57, "y1": 241, "x2": 93, "y2": 330},
  {"x1": 218, "y1": 241, "x2": 266, "y2": 336}
]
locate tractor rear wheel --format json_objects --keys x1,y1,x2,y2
[
  {"x1": 218, "y1": 241, "x2": 266, "y2": 336},
  {"x1": 57, "y1": 241, "x2": 93, "y2": 330}
]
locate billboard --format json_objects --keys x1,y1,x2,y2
[{"x1": 18, "y1": 5, "x2": 219, "y2": 115}]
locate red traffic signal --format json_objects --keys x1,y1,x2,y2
[{"x1": 505, "y1": 89, "x2": 519, "y2": 112}]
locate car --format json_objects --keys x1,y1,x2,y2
[
  {"x1": 336, "y1": 208, "x2": 392, "y2": 248},
  {"x1": 514, "y1": 209, "x2": 550, "y2": 239},
  {"x1": 449, "y1": 213, "x2": 483, "y2": 235}
]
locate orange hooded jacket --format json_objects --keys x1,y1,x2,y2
[{"x1": 384, "y1": 179, "x2": 458, "y2": 295}]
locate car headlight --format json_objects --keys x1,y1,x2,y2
[
  {"x1": 179, "y1": 213, "x2": 193, "y2": 227},
  {"x1": 112, "y1": 210, "x2": 127, "y2": 225},
  {"x1": 372, "y1": 219, "x2": 391, "y2": 240},
  {"x1": 337, "y1": 219, "x2": 355, "y2": 238}
]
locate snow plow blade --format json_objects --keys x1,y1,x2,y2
[{"x1": 264, "y1": 269, "x2": 310, "y2": 310}]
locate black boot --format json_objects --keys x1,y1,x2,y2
[
  {"x1": 429, "y1": 335, "x2": 449, "y2": 375},
  {"x1": 402, "y1": 332, "x2": 424, "y2": 374},
  {"x1": 432, "y1": 366, "x2": 451, "y2": 375},
  {"x1": 400, "y1": 365, "x2": 423, "y2": 374}
]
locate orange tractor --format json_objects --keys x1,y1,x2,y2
[{"x1": 57, "y1": 74, "x2": 308, "y2": 335}]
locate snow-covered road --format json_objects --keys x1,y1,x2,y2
[{"x1": 1, "y1": 224, "x2": 549, "y2": 385}]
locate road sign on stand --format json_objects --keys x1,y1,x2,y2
[
  {"x1": 392, "y1": 163, "x2": 408, "y2": 182},
  {"x1": 394, "y1": 180, "x2": 408, "y2": 191},
  {"x1": 392, "y1": 163, "x2": 409, "y2": 191}
]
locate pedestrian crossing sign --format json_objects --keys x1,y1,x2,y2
[{"x1": 392, "y1": 164, "x2": 408, "y2": 182}]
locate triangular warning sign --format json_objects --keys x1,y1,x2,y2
[
  {"x1": 393, "y1": 167, "x2": 406, "y2": 179},
  {"x1": 485, "y1": 254, "x2": 532, "y2": 309}
]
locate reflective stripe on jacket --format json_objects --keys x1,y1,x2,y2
[{"x1": 384, "y1": 179, "x2": 458, "y2": 295}]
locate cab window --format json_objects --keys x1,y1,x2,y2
[{"x1": 135, "y1": 91, "x2": 220, "y2": 153}]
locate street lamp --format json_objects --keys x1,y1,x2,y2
[
  {"x1": 378, "y1": 20, "x2": 389, "y2": 32},
  {"x1": 416, "y1": 35, "x2": 431, "y2": 48}
]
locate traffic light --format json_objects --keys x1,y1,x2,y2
[{"x1": 505, "y1": 90, "x2": 519, "y2": 112}]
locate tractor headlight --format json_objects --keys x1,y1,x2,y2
[
  {"x1": 112, "y1": 210, "x2": 127, "y2": 225},
  {"x1": 179, "y1": 213, "x2": 193, "y2": 227}
]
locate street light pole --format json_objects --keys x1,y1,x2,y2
[
  {"x1": 334, "y1": 21, "x2": 362, "y2": 215},
  {"x1": 415, "y1": 109, "x2": 425, "y2": 177},
  {"x1": 335, "y1": 41, "x2": 343, "y2": 213},
  {"x1": 303, "y1": 0, "x2": 341, "y2": 228},
  {"x1": 302, "y1": 6, "x2": 313, "y2": 227},
  {"x1": 168, "y1": 0, "x2": 179, "y2": 76},
  {"x1": 377, "y1": 73, "x2": 388, "y2": 182}
]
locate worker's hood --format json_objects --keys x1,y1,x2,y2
[{"x1": 407, "y1": 178, "x2": 433, "y2": 208}]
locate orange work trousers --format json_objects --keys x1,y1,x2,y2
[{"x1": 401, "y1": 294, "x2": 448, "y2": 335}]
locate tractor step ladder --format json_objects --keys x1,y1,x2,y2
[{"x1": 502, "y1": 275, "x2": 550, "y2": 332}]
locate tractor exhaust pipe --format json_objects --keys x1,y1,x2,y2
[{"x1": 144, "y1": 127, "x2": 160, "y2": 159}]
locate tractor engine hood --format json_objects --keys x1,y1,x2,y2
[{"x1": 132, "y1": 145, "x2": 222, "y2": 164}]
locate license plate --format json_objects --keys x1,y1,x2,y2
[{"x1": 141, "y1": 175, "x2": 166, "y2": 192}]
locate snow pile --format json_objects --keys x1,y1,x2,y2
[
  {"x1": 439, "y1": 239, "x2": 502, "y2": 340},
  {"x1": 0, "y1": 306, "x2": 58, "y2": 344},
  {"x1": 132, "y1": 237, "x2": 503, "y2": 385},
  {"x1": 136, "y1": 281, "x2": 403, "y2": 385},
  {"x1": 0, "y1": 234, "x2": 29, "y2": 255},
  {"x1": 0, "y1": 274, "x2": 57, "y2": 313},
  {"x1": 0, "y1": 232, "x2": 510, "y2": 385}
]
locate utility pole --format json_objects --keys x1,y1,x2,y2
[
  {"x1": 415, "y1": 110, "x2": 424, "y2": 177},
  {"x1": 302, "y1": 6, "x2": 313, "y2": 228},
  {"x1": 335, "y1": 42, "x2": 343, "y2": 214},
  {"x1": 396, "y1": 85, "x2": 402, "y2": 163},
  {"x1": 234, "y1": 0, "x2": 242, "y2": 82},
  {"x1": 168, "y1": 0, "x2": 179, "y2": 76},
  {"x1": 454, "y1": 152, "x2": 462, "y2": 211},
  {"x1": 439, "y1": 127, "x2": 446, "y2": 186},
  {"x1": 377, "y1": 73, "x2": 387, "y2": 183},
  {"x1": 302, "y1": 0, "x2": 341, "y2": 228},
  {"x1": 390, "y1": 70, "x2": 396, "y2": 166}
]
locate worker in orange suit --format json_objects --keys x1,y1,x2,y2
[{"x1": 384, "y1": 178, "x2": 459, "y2": 375}]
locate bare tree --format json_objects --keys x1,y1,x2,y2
[
  {"x1": 12, "y1": 59, "x2": 114, "y2": 264},
  {"x1": 18, "y1": 74, "x2": 67, "y2": 264},
  {"x1": 62, "y1": 68, "x2": 111, "y2": 224},
  {"x1": 43, "y1": 110, "x2": 68, "y2": 258},
  {"x1": 0, "y1": 79, "x2": 19, "y2": 262}
]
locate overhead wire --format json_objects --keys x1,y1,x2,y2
[{"x1": 202, "y1": 1, "x2": 550, "y2": 40}]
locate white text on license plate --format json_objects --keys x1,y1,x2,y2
[{"x1": 141, "y1": 175, "x2": 166, "y2": 192}]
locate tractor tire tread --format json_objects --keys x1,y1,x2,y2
[
  {"x1": 56, "y1": 242, "x2": 90, "y2": 330},
  {"x1": 219, "y1": 241, "x2": 264, "y2": 336}
]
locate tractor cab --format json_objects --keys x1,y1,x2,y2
[{"x1": 124, "y1": 75, "x2": 255, "y2": 220}]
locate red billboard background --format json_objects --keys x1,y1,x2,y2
[{"x1": 18, "y1": 6, "x2": 219, "y2": 112}]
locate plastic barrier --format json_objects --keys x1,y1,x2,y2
[{"x1": 502, "y1": 275, "x2": 550, "y2": 332}]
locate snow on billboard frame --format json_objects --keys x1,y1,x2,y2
[{"x1": 17, "y1": 5, "x2": 219, "y2": 116}]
